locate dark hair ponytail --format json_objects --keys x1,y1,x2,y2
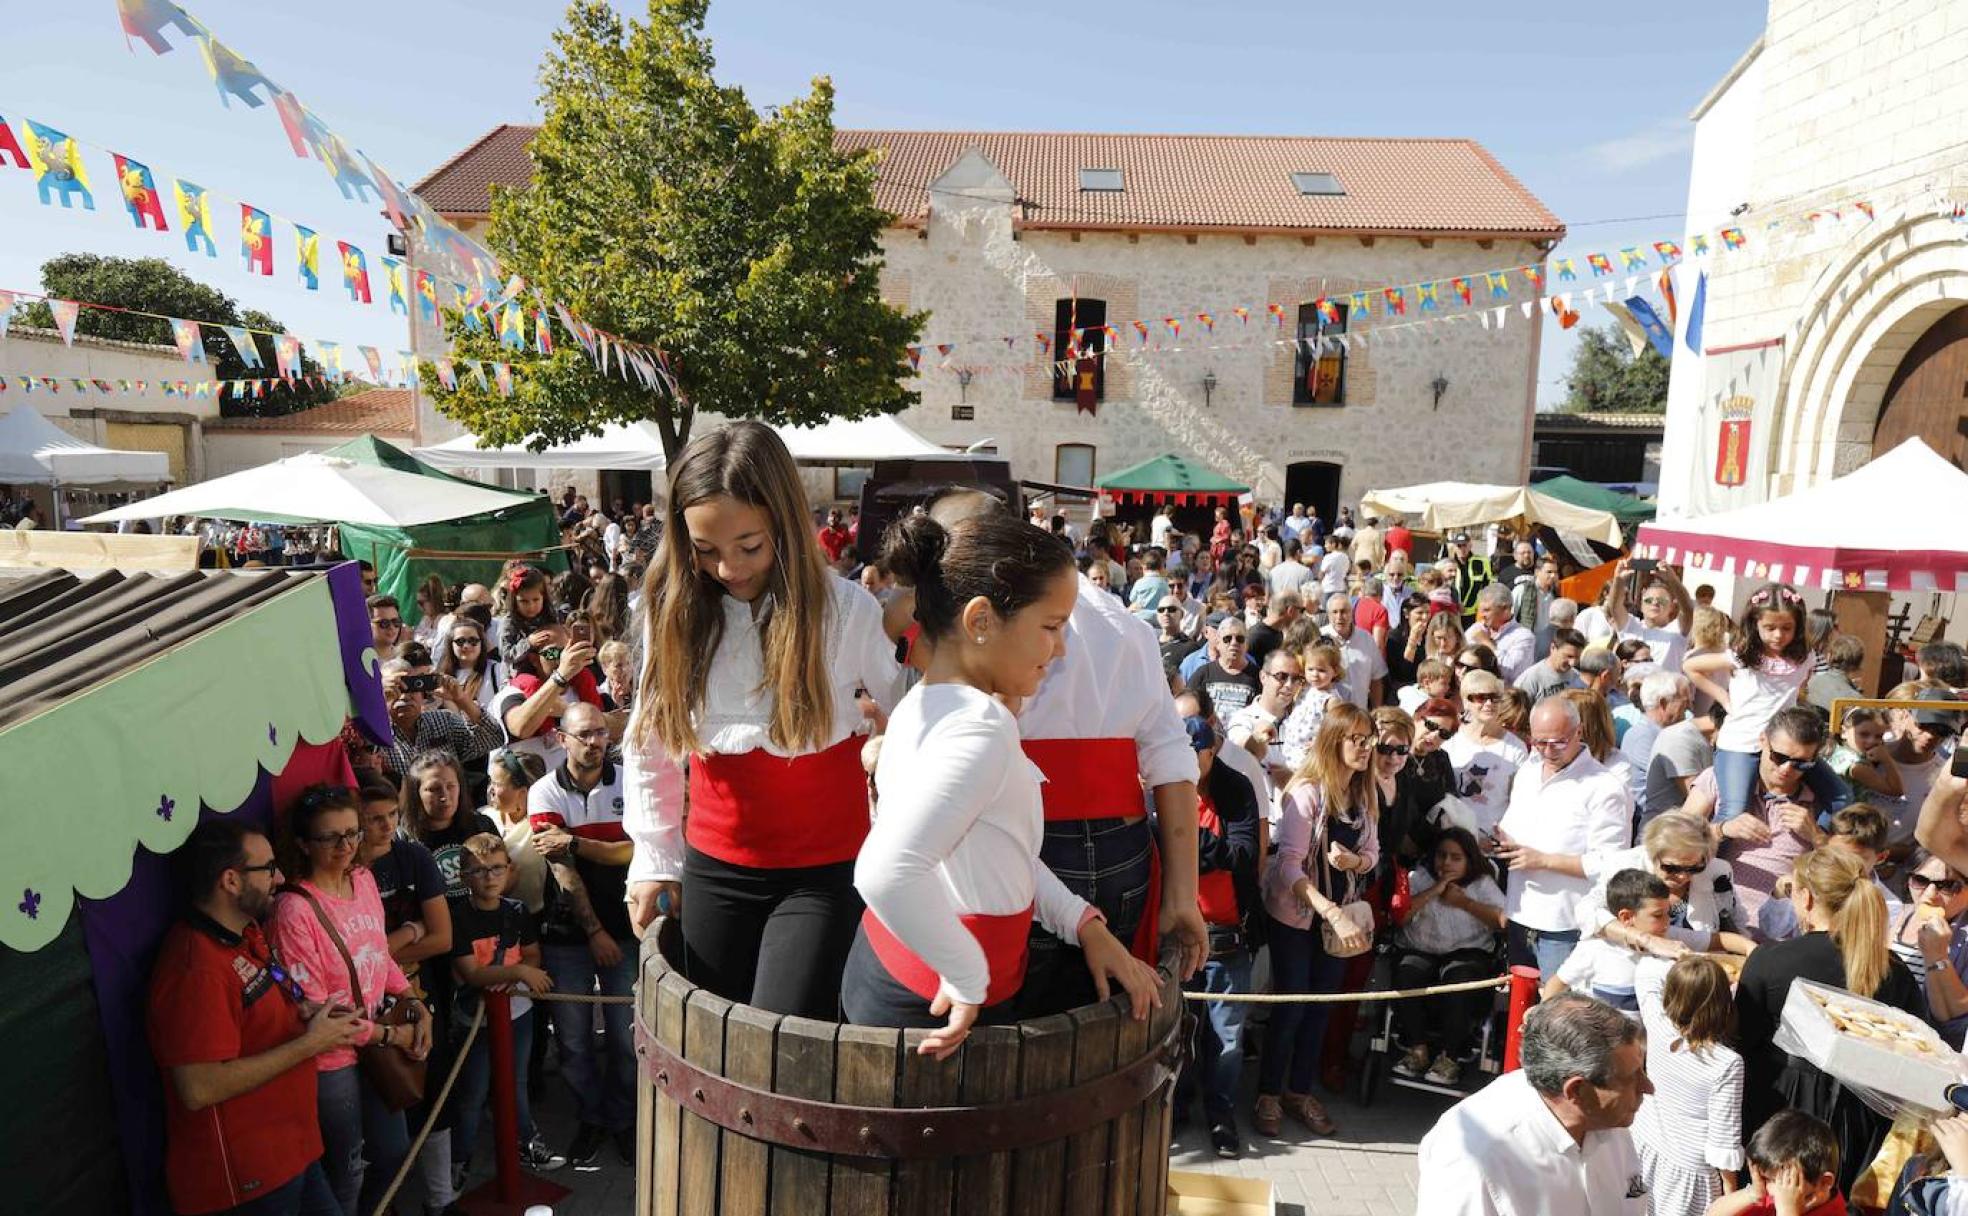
[{"x1": 882, "y1": 512, "x2": 1075, "y2": 641}]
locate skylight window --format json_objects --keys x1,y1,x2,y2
[
  {"x1": 1079, "y1": 167, "x2": 1124, "y2": 193},
  {"x1": 1291, "y1": 171, "x2": 1345, "y2": 196}
]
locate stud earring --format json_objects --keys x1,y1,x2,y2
[{"x1": 975, "y1": 635, "x2": 986, "y2": 645}]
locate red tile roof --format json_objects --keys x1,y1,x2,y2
[
  {"x1": 415, "y1": 124, "x2": 1563, "y2": 240},
  {"x1": 206, "y1": 388, "x2": 414, "y2": 435}
]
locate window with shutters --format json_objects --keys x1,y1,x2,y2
[
  {"x1": 1052, "y1": 298, "x2": 1107, "y2": 401},
  {"x1": 1293, "y1": 300, "x2": 1348, "y2": 406}
]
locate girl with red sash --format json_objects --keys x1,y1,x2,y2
[
  {"x1": 621, "y1": 422, "x2": 904, "y2": 1019},
  {"x1": 843, "y1": 513, "x2": 1162, "y2": 1055}
]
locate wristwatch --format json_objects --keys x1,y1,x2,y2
[
  {"x1": 1929, "y1": 958, "x2": 1952, "y2": 975},
  {"x1": 550, "y1": 671, "x2": 570, "y2": 688}
]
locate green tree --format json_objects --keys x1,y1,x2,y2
[
  {"x1": 1560, "y1": 324, "x2": 1669, "y2": 414},
  {"x1": 19, "y1": 253, "x2": 336, "y2": 414},
  {"x1": 425, "y1": 0, "x2": 923, "y2": 459}
]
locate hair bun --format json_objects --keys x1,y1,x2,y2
[{"x1": 879, "y1": 513, "x2": 948, "y2": 588}]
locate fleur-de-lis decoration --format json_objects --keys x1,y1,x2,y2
[
  {"x1": 157, "y1": 794, "x2": 175, "y2": 822},
  {"x1": 268, "y1": 723, "x2": 278, "y2": 746},
  {"x1": 19, "y1": 888, "x2": 41, "y2": 920}
]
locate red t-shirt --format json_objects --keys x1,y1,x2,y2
[
  {"x1": 1353, "y1": 594, "x2": 1390, "y2": 638},
  {"x1": 147, "y1": 915, "x2": 323, "y2": 1214},
  {"x1": 1385, "y1": 525, "x2": 1413, "y2": 555},
  {"x1": 817, "y1": 525, "x2": 852, "y2": 563},
  {"x1": 1741, "y1": 1193, "x2": 1845, "y2": 1216}
]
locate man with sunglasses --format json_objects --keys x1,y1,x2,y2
[
  {"x1": 1876, "y1": 687, "x2": 1966, "y2": 858},
  {"x1": 368, "y1": 593, "x2": 405, "y2": 663},
  {"x1": 1683, "y1": 706, "x2": 1830, "y2": 929},
  {"x1": 149, "y1": 821, "x2": 362, "y2": 1216},
  {"x1": 1228, "y1": 650, "x2": 1306, "y2": 816},
  {"x1": 1156, "y1": 595, "x2": 1202, "y2": 671}
]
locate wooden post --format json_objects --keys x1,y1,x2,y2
[{"x1": 1833, "y1": 590, "x2": 1893, "y2": 695}]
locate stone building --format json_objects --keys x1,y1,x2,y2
[
  {"x1": 0, "y1": 324, "x2": 209, "y2": 484},
  {"x1": 1658, "y1": 0, "x2": 1968, "y2": 519},
  {"x1": 415, "y1": 126, "x2": 1562, "y2": 517}
]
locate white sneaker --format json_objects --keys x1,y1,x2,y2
[
  {"x1": 1424, "y1": 1055, "x2": 1463, "y2": 1086},
  {"x1": 1392, "y1": 1045, "x2": 1432, "y2": 1079}
]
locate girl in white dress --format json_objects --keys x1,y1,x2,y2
[{"x1": 1631, "y1": 954, "x2": 1744, "y2": 1215}]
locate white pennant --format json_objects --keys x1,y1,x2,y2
[{"x1": 1521, "y1": 301, "x2": 1535, "y2": 319}]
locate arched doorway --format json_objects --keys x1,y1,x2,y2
[
  {"x1": 1283, "y1": 460, "x2": 1341, "y2": 526},
  {"x1": 1874, "y1": 303, "x2": 1968, "y2": 469}
]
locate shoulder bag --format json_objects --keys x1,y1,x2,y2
[
  {"x1": 285, "y1": 884, "x2": 428, "y2": 1111},
  {"x1": 1309, "y1": 794, "x2": 1375, "y2": 959}
]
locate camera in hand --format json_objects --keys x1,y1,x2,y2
[
  {"x1": 403, "y1": 673, "x2": 439, "y2": 693},
  {"x1": 1628, "y1": 557, "x2": 1659, "y2": 574},
  {"x1": 1951, "y1": 746, "x2": 1968, "y2": 780}
]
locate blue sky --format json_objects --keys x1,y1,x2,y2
[{"x1": 0, "y1": 1, "x2": 1766, "y2": 406}]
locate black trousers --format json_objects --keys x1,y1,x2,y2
[
  {"x1": 1391, "y1": 947, "x2": 1496, "y2": 1057},
  {"x1": 839, "y1": 924, "x2": 1020, "y2": 1030},
  {"x1": 680, "y1": 845, "x2": 860, "y2": 1020}
]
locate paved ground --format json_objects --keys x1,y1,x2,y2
[{"x1": 472, "y1": 1041, "x2": 1454, "y2": 1215}]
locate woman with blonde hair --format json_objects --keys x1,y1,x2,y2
[
  {"x1": 1255, "y1": 704, "x2": 1379, "y2": 1138},
  {"x1": 1734, "y1": 847, "x2": 1923, "y2": 1195},
  {"x1": 620, "y1": 421, "x2": 906, "y2": 1018},
  {"x1": 1576, "y1": 811, "x2": 1754, "y2": 957},
  {"x1": 1441, "y1": 668, "x2": 1529, "y2": 842}
]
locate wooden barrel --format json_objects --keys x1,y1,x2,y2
[{"x1": 634, "y1": 917, "x2": 1189, "y2": 1216}]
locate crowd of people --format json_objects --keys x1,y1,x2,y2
[{"x1": 138, "y1": 425, "x2": 1968, "y2": 1216}]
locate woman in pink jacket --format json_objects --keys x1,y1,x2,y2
[{"x1": 269, "y1": 785, "x2": 432, "y2": 1216}]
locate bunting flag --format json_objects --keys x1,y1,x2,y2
[
  {"x1": 1602, "y1": 300, "x2": 1650, "y2": 357},
  {"x1": 49, "y1": 299, "x2": 80, "y2": 345},
  {"x1": 498, "y1": 301, "x2": 525, "y2": 351},
  {"x1": 0, "y1": 290, "x2": 13, "y2": 341},
  {"x1": 240, "y1": 204, "x2": 273, "y2": 275},
  {"x1": 532, "y1": 310, "x2": 553, "y2": 355},
  {"x1": 434, "y1": 358, "x2": 456, "y2": 390},
  {"x1": 1550, "y1": 294, "x2": 1581, "y2": 330},
  {"x1": 380, "y1": 256, "x2": 407, "y2": 316},
  {"x1": 220, "y1": 324, "x2": 263, "y2": 368},
  {"x1": 1162, "y1": 316, "x2": 1181, "y2": 341},
  {"x1": 1719, "y1": 227, "x2": 1747, "y2": 250},
  {"x1": 937, "y1": 342, "x2": 956, "y2": 359},
  {"x1": 1685, "y1": 271, "x2": 1707, "y2": 355},
  {"x1": 1485, "y1": 271, "x2": 1510, "y2": 298},
  {"x1": 196, "y1": 32, "x2": 275, "y2": 109},
  {"x1": 111, "y1": 154, "x2": 168, "y2": 230},
  {"x1": 1266, "y1": 302, "x2": 1286, "y2": 327},
  {"x1": 1690, "y1": 233, "x2": 1710, "y2": 257},
  {"x1": 0, "y1": 115, "x2": 29, "y2": 170},
  {"x1": 358, "y1": 345, "x2": 383, "y2": 382},
  {"x1": 168, "y1": 317, "x2": 206, "y2": 364},
  {"x1": 1856, "y1": 201, "x2": 1875, "y2": 221},
  {"x1": 1383, "y1": 287, "x2": 1407, "y2": 316},
  {"x1": 1132, "y1": 319, "x2": 1150, "y2": 345},
  {"x1": 493, "y1": 362, "x2": 513, "y2": 397},
  {"x1": 22, "y1": 120, "x2": 94, "y2": 210},
  {"x1": 1033, "y1": 332, "x2": 1050, "y2": 355},
  {"x1": 295, "y1": 226, "x2": 319, "y2": 290},
  {"x1": 117, "y1": 1, "x2": 202, "y2": 54},
  {"x1": 904, "y1": 346, "x2": 921, "y2": 370},
  {"x1": 1652, "y1": 241, "x2": 1682, "y2": 263},
  {"x1": 467, "y1": 361, "x2": 490, "y2": 393},
  {"x1": 453, "y1": 285, "x2": 483, "y2": 332},
  {"x1": 336, "y1": 242, "x2": 370, "y2": 304},
  {"x1": 1586, "y1": 253, "x2": 1614, "y2": 277},
  {"x1": 1416, "y1": 282, "x2": 1439, "y2": 312},
  {"x1": 312, "y1": 340, "x2": 342, "y2": 379},
  {"x1": 1196, "y1": 312, "x2": 1214, "y2": 333},
  {"x1": 1231, "y1": 306, "x2": 1249, "y2": 326},
  {"x1": 275, "y1": 333, "x2": 301, "y2": 379},
  {"x1": 1624, "y1": 297, "x2": 1675, "y2": 359},
  {"x1": 1450, "y1": 277, "x2": 1474, "y2": 306},
  {"x1": 1553, "y1": 258, "x2": 1577, "y2": 281},
  {"x1": 174, "y1": 179, "x2": 214, "y2": 256},
  {"x1": 1348, "y1": 291, "x2": 1371, "y2": 319},
  {"x1": 1618, "y1": 247, "x2": 1648, "y2": 271},
  {"x1": 1657, "y1": 269, "x2": 1679, "y2": 327},
  {"x1": 367, "y1": 154, "x2": 410, "y2": 231},
  {"x1": 415, "y1": 271, "x2": 438, "y2": 325},
  {"x1": 397, "y1": 351, "x2": 417, "y2": 386},
  {"x1": 1316, "y1": 297, "x2": 1340, "y2": 325}
]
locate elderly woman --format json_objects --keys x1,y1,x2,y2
[
  {"x1": 1887, "y1": 848, "x2": 1968, "y2": 1048},
  {"x1": 1575, "y1": 811, "x2": 1756, "y2": 957}
]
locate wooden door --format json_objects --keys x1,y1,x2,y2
[{"x1": 1874, "y1": 303, "x2": 1968, "y2": 467}]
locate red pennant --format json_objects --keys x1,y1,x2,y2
[{"x1": 0, "y1": 121, "x2": 27, "y2": 171}]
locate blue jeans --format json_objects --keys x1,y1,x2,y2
[
  {"x1": 1178, "y1": 951, "x2": 1253, "y2": 1126},
  {"x1": 1257, "y1": 922, "x2": 1346, "y2": 1096},
  {"x1": 544, "y1": 940, "x2": 636, "y2": 1132},
  {"x1": 452, "y1": 1005, "x2": 539, "y2": 1168},
  {"x1": 1508, "y1": 922, "x2": 1581, "y2": 986},
  {"x1": 1017, "y1": 817, "x2": 1153, "y2": 1018},
  {"x1": 1713, "y1": 747, "x2": 1850, "y2": 822},
  {"x1": 315, "y1": 1064, "x2": 409, "y2": 1216},
  {"x1": 211, "y1": 1160, "x2": 339, "y2": 1216}
]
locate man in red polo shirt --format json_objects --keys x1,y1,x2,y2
[{"x1": 148, "y1": 821, "x2": 360, "y2": 1215}]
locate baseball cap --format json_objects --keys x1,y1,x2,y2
[
  {"x1": 1913, "y1": 687, "x2": 1966, "y2": 734},
  {"x1": 1183, "y1": 714, "x2": 1216, "y2": 752},
  {"x1": 1448, "y1": 531, "x2": 1471, "y2": 544}
]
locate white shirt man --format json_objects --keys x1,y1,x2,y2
[
  {"x1": 1280, "y1": 505, "x2": 1311, "y2": 545},
  {"x1": 1469, "y1": 583, "x2": 1538, "y2": 684},
  {"x1": 1321, "y1": 593, "x2": 1386, "y2": 709},
  {"x1": 1317, "y1": 546, "x2": 1352, "y2": 597},
  {"x1": 1602, "y1": 562, "x2": 1694, "y2": 674},
  {"x1": 1415, "y1": 994, "x2": 1651, "y2": 1216},
  {"x1": 1150, "y1": 507, "x2": 1175, "y2": 551}
]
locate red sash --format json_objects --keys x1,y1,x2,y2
[
  {"x1": 686, "y1": 735, "x2": 869, "y2": 869},
  {"x1": 863, "y1": 905, "x2": 1034, "y2": 1007},
  {"x1": 1196, "y1": 795, "x2": 1239, "y2": 928},
  {"x1": 1020, "y1": 738, "x2": 1143, "y2": 822}
]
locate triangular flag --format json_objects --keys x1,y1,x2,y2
[
  {"x1": 49, "y1": 299, "x2": 80, "y2": 345},
  {"x1": 1624, "y1": 297, "x2": 1674, "y2": 359},
  {"x1": 169, "y1": 317, "x2": 207, "y2": 364},
  {"x1": 220, "y1": 325, "x2": 263, "y2": 368},
  {"x1": 1685, "y1": 271, "x2": 1707, "y2": 355},
  {"x1": 1602, "y1": 300, "x2": 1649, "y2": 357}
]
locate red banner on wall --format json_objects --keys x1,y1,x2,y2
[{"x1": 1715, "y1": 418, "x2": 1751, "y2": 487}]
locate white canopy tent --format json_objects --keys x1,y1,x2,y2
[
  {"x1": 0, "y1": 406, "x2": 170, "y2": 486},
  {"x1": 1359, "y1": 479, "x2": 1625, "y2": 548},
  {"x1": 1635, "y1": 439, "x2": 1968, "y2": 592},
  {"x1": 80, "y1": 452, "x2": 537, "y2": 528},
  {"x1": 413, "y1": 412, "x2": 954, "y2": 473}
]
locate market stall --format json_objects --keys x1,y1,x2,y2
[
  {"x1": 0, "y1": 405, "x2": 172, "y2": 526},
  {"x1": 1360, "y1": 478, "x2": 1625, "y2": 549},
  {"x1": 1533, "y1": 474, "x2": 1656, "y2": 527},
  {"x1": 413, "y1": 411, "x2": 953, "y2": 472},
  {"x1": 0, "y1": 563, "x2": 385, "y2": 1214}
]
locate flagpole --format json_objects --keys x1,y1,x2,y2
[{"x1": 401, "y1": 225, "x2": 424, "y2": 449}]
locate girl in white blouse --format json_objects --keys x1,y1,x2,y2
[
  {"x1": 844, "y1": 512, "x2": 1161, "y2": 1057},
  {"x1": 620, "y1": 422, "x2": 905, "y2": 1019}
]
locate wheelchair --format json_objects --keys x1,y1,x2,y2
[{"x1": 1354, "y1": 929, "x2": 1510, "y2": 1106}]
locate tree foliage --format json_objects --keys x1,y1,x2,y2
[
  {"x1": 18, "y1": 254, "x2": 335, "y2": 413},
  {"x1": 425, "y1": 0, "x2": 924, "y2": 460},
  {"x1": 1559, "y1": 323, "x2": 1669, "y2": 414}
]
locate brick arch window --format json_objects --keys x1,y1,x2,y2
[
  {"x1": 1294, "y1": 300, "x2": 1348, "y2": 406},
  {"x1": 1053, "y1": 298, "x2": 1107, "y2": 401}
]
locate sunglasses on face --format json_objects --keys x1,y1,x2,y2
[
  {"x1": 1530, "y1": 734, "x2": 1576, "y2": 751},
  {"x1": 1421, "y1": 720, "x2": 1456, "y2": 738},
  {"x1": 453, "y1": 635, "x2": 483, "y2": 647},
  {"x1": 1466, "y1": 692, "x2": 1499, "y2": 704},
  {"x1": 1375, "y1": 741, "x2": 1411, "y2": 757},
  {"x1": 1767, "y1": 747, "x2": 1818, "y2": 771},
  {"x1": 372, "y1": 617, "x2": 402, "y2": 629},
  {"x1": 1657, "y1": 860, "x2": 1708, "y2": 877},
  {"x1": 1910, "y1": 873, "x2": 1967, "y2": 897},
  {"x1": 1157, "y1": 607, "x2": 1180, "y2": 614},
  {"x1": 1266, "y1": 670, "x2": 1305, "y2": 684}
]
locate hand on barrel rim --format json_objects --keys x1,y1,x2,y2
[
  {"x1": 920, "y1": 988, "x2": 980, "y2": 1060},
  {"x1": 1080, "y1": 919, "x2": 1164, "y2": 1022}
]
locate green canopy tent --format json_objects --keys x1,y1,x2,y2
[
  {"x1": 324, "y1": 436, "x2": 567, "y2": 622},
  {"x1": 1533, "y1": 474, "x2": 1656, "y2": 527},
  {"x1": 1096, "y1": 453, "x2": 1249, "y2": 509}
]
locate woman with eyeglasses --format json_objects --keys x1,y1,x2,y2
[
  {"x1": 437, "y1": 607, "x2": 501, "y2": 713},
  {"x1": 269, "y1": 786, "x2": 431, "y2": 1216},
  {"x1": 1255, "y1": 704, "x2": 1379, "y2": 1138},
  {"x1": 1574, "y1": 811, "x2": 1754, "y2": 962},
  {"x1": 1442, "y1": 669, "x2": 1529, "y2": 846},
  {"x1": 1887, "y1": 849, "x2": 1968, "y2": 1048}
]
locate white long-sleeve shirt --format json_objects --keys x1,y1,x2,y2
[
  {"x1": 623, "y1": 574, "x2": 905, "y2": 884},
  {"x1": 1496, "y1": 751, "x2": 1634, "y2": 933},
  {"x1": 855, "y1": 683, "x2": 1092, "y2": 1007},
  {"x1": 1017, "y1": 575, "x2": 1198, "y2": 792}
]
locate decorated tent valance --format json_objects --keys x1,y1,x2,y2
[{"x1": 1096, "y1": 453, "x2": 1249, "y2": 509}]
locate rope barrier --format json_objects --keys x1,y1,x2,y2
[
  {"x1": 1182, "y1": 974, "x2": 1509, "y2": 1004},
  {"x1": 366, "y1": 1004, "x2": 483, "y2": 1216}
]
